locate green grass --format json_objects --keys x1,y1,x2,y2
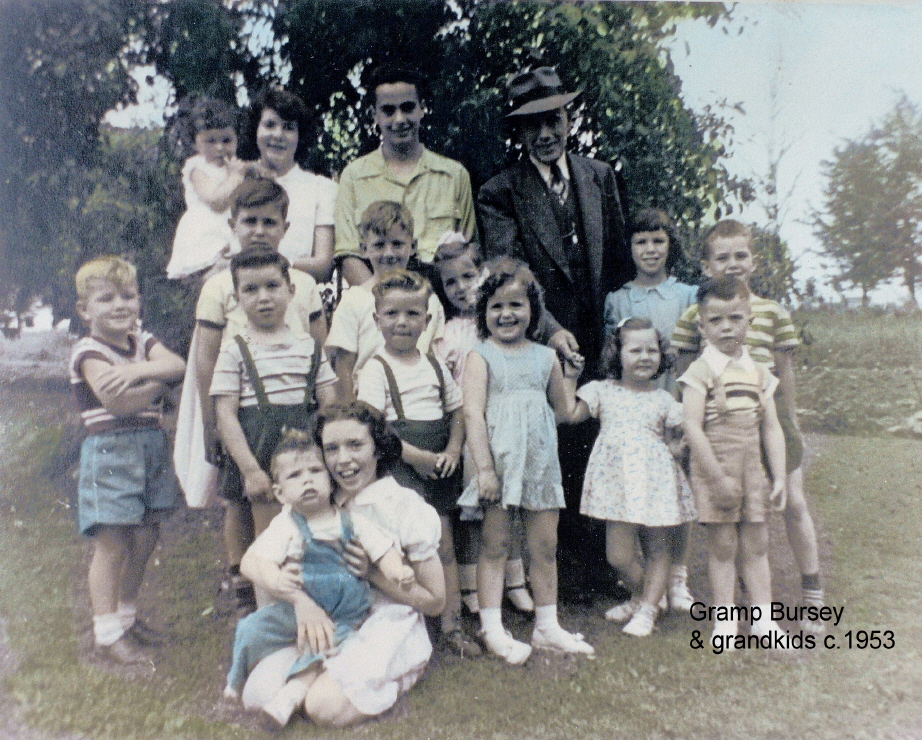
[
  {"x1": 2, "y1": 313, "x2": 922, "y2": 739},
  {"x1": 795, "y1": 309, "x2": 922, "y2": 434}
]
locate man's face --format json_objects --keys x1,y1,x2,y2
[
  {"x1": 373, "y1": 82, "x2": 424, "y2": 152},
  {"x1": 518, "y1": 107, "x2": 568, "y2": 164}
]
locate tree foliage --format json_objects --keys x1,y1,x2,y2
[
  {"x1": 813, "y1": 95, "x2": 922, "y2": 305},
  {"x1": 1, "y1": 0, "x2": 764, "y2": 335}
]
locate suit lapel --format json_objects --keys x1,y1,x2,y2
[
  {"x1": 569, "y1": 155, "x2": 604, "y2": 293},
  {"x1": 513, "y1": 160, "x2": 571, "y2": 280}
]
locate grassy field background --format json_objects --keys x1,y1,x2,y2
[{"x1": 0, "y1": 310, "x2": 921, "y2": 739}]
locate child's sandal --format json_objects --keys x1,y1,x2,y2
[{"x1": 231, "y1": 574, "x2": 257, "y2": 618}]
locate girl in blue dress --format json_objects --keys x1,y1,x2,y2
[{"x1": 459, "y1": 257, "x2": 594, "y2": 664}]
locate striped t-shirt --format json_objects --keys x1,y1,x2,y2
[
  {"x1": 69, "y1": 331, "x2": 163, "y2": 434},
  {"x1": 209, "y1": 329, "x2": 336, "y2": 407},
  {"x1": 670, "y1": 294, "x2": 799, "y2": 370},
  {"x1": 678, "y1": 346, "x2": 778, "y2": 425}
]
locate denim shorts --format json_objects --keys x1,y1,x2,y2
[{"x1": 78, "y1": 428, "x2": 180, "y2": 536}]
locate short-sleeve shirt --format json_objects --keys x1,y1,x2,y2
[
  {"x1": 69, "y1": 330, "x2": 163, "y2": 434},
  {"x1": 434, "y1": 316, "x2": 479, "y2": 383},
  {"x1": 195, "y1": 268, "x2": 323, "y2": 337},
  {"x1": 275, "y1": 166, "x2": 337, "y2": 265},
  {"x1": 247, "y1": 505, "x2": 394, "y2": 583},
  {"x1": 335, "y1": 476, "x2": 441, "y2": 563},
  {"x1": 679, "y1": 345, "x2": 778, "y2": 425},
  {"x1": 334, "y1": 147, "x2": 476, "y2": 264},
  {"x1": 209, "y1": 329, "x2": 336, "y2": 406},
  {"x1": 671, "y1": 294, "x2": 799, "y2": 371},
  {"x1": 604, "y1": 276, "x2": 698, "y2": 341},
  {"x1": 356, "y1": 349, "x2": 462, "y2": 422},
  {"x1": 325, "y1": 282, "x2": 445, "y2": 376}
]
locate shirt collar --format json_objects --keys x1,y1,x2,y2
[
  {"x1": 628, "y1": 275, "x2": 677, "y2": 301},
  {"x1": 357, "y1": 145, "x2": 448, "y2": 180},
  {"x1": 701, "y1": 344, "x2": 757, "y2": 377},
  {"x1": 333, "y1": 475, "x2": 392, "y2": 508},
  {"x1": 530, "y1": 153, "x2": 569, "y2": 185}
]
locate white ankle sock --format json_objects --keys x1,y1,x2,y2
[
  {"x1": 479, "y1": 607, "x2": 503, "y2": 635},
  {"x1": 670, "y1": 564, "x2": 688, "y2": 580},
  {"x1": 117, "y1": 602, "x2": 137, "y2": 631},
  {"x1": 93, "y1": 613, "x2": 125, "y2": 647},
  {"x1": 534, "y1": 604, "x2": 557, "y2": 632}
]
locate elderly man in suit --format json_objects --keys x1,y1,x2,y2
[{"x1": 478, "y1": 65, "x2": 633, "y2": 602}]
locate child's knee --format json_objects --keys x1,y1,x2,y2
[
  {"x1": 740, "y1": 524, "x2": 769, "y2": 559},
  {"x1": 706, "y1": 525, "x2": 738, "y2": 561}
]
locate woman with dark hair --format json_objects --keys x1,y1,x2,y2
[
  {"x1": 247, "y1": 88, "x2": 337, "y2": 282},
  {"x1": 240, "y1": 402, "x2": 445, "y2": 728}
]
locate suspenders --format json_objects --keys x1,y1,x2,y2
[{"x1": 372, "y1": 353, "x2": 446, "y2": 421}]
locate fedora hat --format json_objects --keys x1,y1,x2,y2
[{"x1": 505, "y1": 66, "x2": 581, "y2": 117}]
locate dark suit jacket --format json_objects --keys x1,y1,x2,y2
[{"x1": 478, "y1": 154, "x2": 632, "y2": 370}]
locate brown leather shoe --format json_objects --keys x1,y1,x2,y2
[{"x1": 98, "y1": 634, "x2": 150, "y2": 665}]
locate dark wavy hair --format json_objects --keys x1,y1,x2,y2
[
  {"x1": 314, "y1": 402, "x2": 403, "y2": 478},
  {"x1": 600, "y1": 317, "x2": 672, "y2": 381},
  {"x1": 628, "y1": 208, "x2": 683, "y2": 277},
  {"x1": 244, "y1": 87, "x2": 317, "y2": 170},
  {"x1": 366, "y1": 64, "x2": 428, "y2": 107},
  {"x1": 475, "y1": 257, "x2": 544, "y2": 340}
]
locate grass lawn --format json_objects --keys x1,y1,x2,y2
[{"x1": 1, "y1": 309, "x2": 921, "y2": 740}]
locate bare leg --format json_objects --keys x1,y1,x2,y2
[
  {"x1": 223, "y1": 499, "x2": 254, "y2": 567},
  {"x1": 738, "y1": 522, "x2": 772, "y2": 606},
  {"x1": 477, "y1": 507, "x2": 511, "y2": 609},
  {"x1": 304, "y1": 671, "x2": 370, "y2": 728},
  {"x1": 438, "y1": 515, "x2": 462, "y2": 632},
  {"x1": 524, "y1": 510, "x2": 559, "y2": 608},
  {"x1": 705, "y1": 523, "x2": 739, "y2": 607},
  {"x1": 89, "y1": 526, "x2": 131, "y2": 617},
  {"x1": 605, "y1": 521, "x2": 643, "y2": 593},
  {"x1": 637, "y1": 526, "x2": 672, "y2": 609},
  {"x1": 251, "y1": 500, "x2": 282, "y2": 538},
  {"x1": 119, "y1": 521, "x2": 159, "y2": 605},
  {"x1": 784, "y1": 467, "x2": 821, "y2": 576}
]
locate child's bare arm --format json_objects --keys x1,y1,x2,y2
[
  {"x1": 214, "y1": 394, "x2": 273, "y2": 502},
  {"x1": 761, "y1": 396, "x2": 787, "y2": 510},
  {"x1": 316, "y1": 382, "x2": 339, "y2": 409},
  {"x1": 558, "y1": 361, "x2": 591, "y2": 424},
  {"x1": 81, "y1": 357, "x2": 165, "y2": 416},
  {"x1": 402, "y1": 441, "x2": 441, "y2": 480},
  {"x1": 328, "y1": 348, "x2": 356, "y2": 402},
  {"x1": 368, "y1": 555, "x2": 445, "y2": 616},
  {"x1": 462, "y1": 352, "x2": 499, "y2": 502},
  {"x1": 682, "y1": 387, "x2": 737, "y2": 508},
  {"x1": 195, "y1": 325, "x2": 224, "y2": 457},
  {"x1": 773, "y1": 349, "x2": 798, "y2": 420},
  {"x1": 92, "y1": 342, "x2": 186, "y2": 397},
  {"x1": 547, "y1": 354, "x2": 578, "y2": 425},
  {"x1": 373, "y1": 548, "x2": 416, "y2": 589},
  {"x1": 292, "y1": 226, "x2": 335, "y2": 283},
  {"x1": 188, "y1": 161, "x2": 245, "y2": 213},
  {"x1": 433, "y1": 408, "x2": 464, "y2": 479},
  {"x1": 240, "y1": 550, "x2": 302, "y2": 597}
]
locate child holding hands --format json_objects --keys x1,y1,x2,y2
[
  {"x1": 70, "y1": 257, "x2": 186, "y2": 663},
  {"x1": 679, "y1": 277, "x2": 787, "y2": 648},
  {"x1": 563, "y1": 318, "x2": 695, "y2": 636},
  {"x1": 459, "y1": 257, "x2": 594, "y2": 664},
  {"x1": 225, "y1": 429, "x2": 415, "y2": 729}
]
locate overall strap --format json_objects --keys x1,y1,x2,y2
[
  {"x1": 303, "y1": 339, "x2": 323, "y2": 407},
  {"x1": 373, "y1": 355, "x2": 405, "y2": 421},
  {"x1": 233, "y1": 335, "x2": 270, "y2": 412},
  {"x1": 704, "y1": 361, "x2": 729, "y2": 417},
  {"x1": 425, "y1": 352, "x2": 447, "y2": 413}
]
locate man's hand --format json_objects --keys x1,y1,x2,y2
[{"x1": 548, "y1": 329, "x2": 583, "y2": 370}]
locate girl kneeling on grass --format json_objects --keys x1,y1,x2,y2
[
  {"x1": 240, "y1": 403, "x2": 445, "y2": 727},
  {"x1": 564, "y1": 318, "x2": 696, "y2": 637},
  {"x1": 458, "y1": 257, "x2": 594, "y2": 664}
]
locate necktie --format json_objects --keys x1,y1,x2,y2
[{"x1": 549, "y1": 162, "x2": 568, "y2": 205}]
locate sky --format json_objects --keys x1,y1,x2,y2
[{"x1": 106, "y1": 1, "x2": 922, "y2": 304}]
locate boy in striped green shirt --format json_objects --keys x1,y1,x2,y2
[{"x1": 672, "y1": 220, "x2": 825, "y2": 633}]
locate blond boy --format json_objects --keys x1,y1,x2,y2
[{"x1": 70, "y1": 257, "x2": 185, "y2": 663}]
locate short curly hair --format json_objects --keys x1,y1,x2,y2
[
  {"x1": 600, "y1": 317, "x2": 673, "y2": 381},
  {"x1": 314, "y1": 402, "x2": 403, "y2": 479},
  {"x1": 475, "y1": 257, "x2": 544, "y2": 340}
]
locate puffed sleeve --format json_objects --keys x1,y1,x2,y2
[{"x1": 575, "y1": 380, "x2": 603, "y2": 419}]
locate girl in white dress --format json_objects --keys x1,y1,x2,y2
[
  {"x1": 167, "y1": 97, "x2": 246, "y2": 279},
  {"x1": 565, "y1": 318, "x2": 695, "y2": 637}
]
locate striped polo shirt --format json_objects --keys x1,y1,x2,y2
[
  {"x1": 69, "y1": 331, "x2": 163, "y2": 434},
  {"x1": 670, "y1": 294, "x2": 799, "y2": 370}
]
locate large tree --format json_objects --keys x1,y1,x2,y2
[{"x1": 813, "y1": 95, "x2": 922, "y2": 306}]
